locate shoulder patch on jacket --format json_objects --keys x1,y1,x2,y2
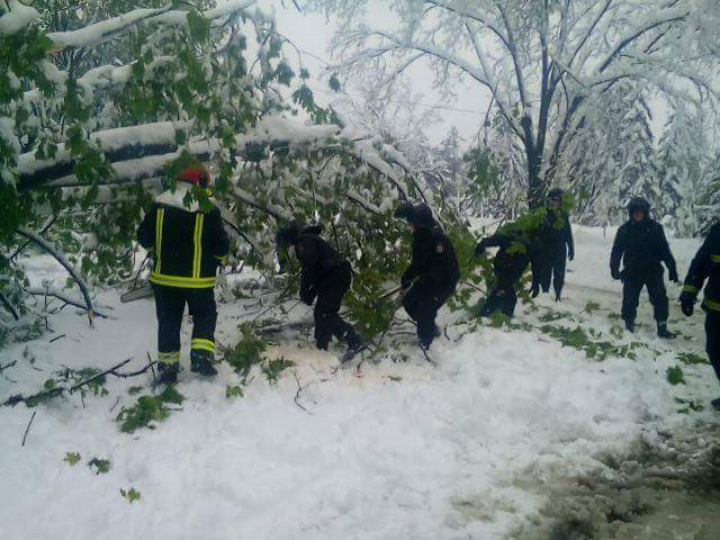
[{"x1": 436, "y1": 242, "x2": 445, "y2": 254}]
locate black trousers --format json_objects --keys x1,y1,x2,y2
[
  {"x1": 314, "y1": 263, "x2": 359, "y2": 350},
  {"x1": 480, "y1": 280, "x2": 518, "y2": 318},
  {"x1": 707, "y1": 311, "x2": 720, "y2": 383},
  {"x1": 621, "y1": 271, "x2": 669, "y2": 324},
  {"x1": 153, "y1": 285, "x2": 217, "y2": 364},
  {"x1": 403, "y1": 282, "x2": 452, "y2": 346},
  {"x1": 549, "y1": 244, "x2": 567, "y2": 299},
  {"x1": 533, "y1": 246, "x2": 566, "y2": 299}
]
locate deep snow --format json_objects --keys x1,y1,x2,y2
[{"x1": 1, "y1": 225, "x2": 719, "y2": 539}]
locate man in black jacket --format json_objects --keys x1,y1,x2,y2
[
  {"x1": 137, "y1": 165, "x2": 230, "y2": 385},
  {"x1": 610, "y1": 197, "x2": 679, "y2": 338},
  {"x1": 679, "y1": 222, "x2": 720, "y2": 409},
  {"x1": 395, "y1": 203, "x2": 460, "y2": 349},
  {"x1": 538, "y1": 188, "x2": 575, "y2": 301},
  {"x1": 476, "y1": 226, "x2": 533, "y2": 318},
  {"x1": 276, "y1": 220, "x2": 362, "y2": 358}
]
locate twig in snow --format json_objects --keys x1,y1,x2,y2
[
  {"x1": 0, "y1": 290, "x2": 20, "y2": 321},
  {"x1": 68, "y1": 358, "x2": 133, "y2": 394},
  {"x1": 110, "y1": 360, "x2": 157, "y2": 378},
  {"x1": 293, "y1": 371, "x2": 313, "y2": 415},
  {"x1": 0, "y1": 360, "x2": 17, "y2": 372},
  {"x1": 49, "y1": 333, "x2": 67, "y2": 343},
  {"x1": 16, "y1": 228, "x2": 97, "y2": 325},
  {"x1": 21, "y1": 411, "x2": 37, "y2": 447},
  {"x1": 109, "y1": 396, "x2": 121, "y2": 413}
]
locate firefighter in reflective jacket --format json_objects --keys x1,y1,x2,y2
[
  {"x1": 137, "y1": 166, "x2": 230, "y2": 385},
  {"x1": 679, "y1": 222, "x2": 720, "y2": 410}
]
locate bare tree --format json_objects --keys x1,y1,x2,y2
[{"x1": 305, "y1": 0, "x2": 720, "y2": 207}]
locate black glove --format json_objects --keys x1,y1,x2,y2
[
  {"x1": 475, "y1": 240, "x2": 487, "y2": 258},
  {"x1": 679, "y1": 291, "x2": 695, "y2": 317},
  {"x1": 611, "y1": 268, "x2": 622, "y2": 281},
  {"x1": 669, "y1": 267, "x2": 679, "y2": 284},
  {"x1": 568, "y1": 250, "x2": 575, "y2": 262},
  {"x1": 300, "y1": 285, "x2": 316, "y2": 306}
]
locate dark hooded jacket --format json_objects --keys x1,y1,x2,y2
[
  {"x1": 610, "y1": 198, "x2": 678, "y2": 280},
  {"x1": 277, "y1": 222, "x2": 348, "y2": 305},
  {"x1": 397, "y1": 203, "x2": 460, "y2": 297}
]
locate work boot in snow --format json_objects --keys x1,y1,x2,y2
[
  {"x1": 657, "y1": 322, "x2": 675, "y2": 339},
  {"x1": 433, "y1": 323, "x2": 442, "y2": 339},
  {"x1": 156, "y1": 361, "x2": 179, "y2": 386},
  {"x1": 190, "y1": 350, "x2": 218, "y2": 377},
  {"x1": 624, "y1": 320, "x2": 635, "y2": 334},
  {"x1": 711, "y1": 398, "x2": 720, "y2": 411}
]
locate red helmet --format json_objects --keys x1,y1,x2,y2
[{"x1": 178, "y1": 166, "x2": 210, "y2": 187}]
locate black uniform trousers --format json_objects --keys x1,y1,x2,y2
[
  {"x1": 403, "y1": 282, "x2": 452, "y2": 346},
  {"x1": 314, "y1": 263, "x2": 359, "y2": 350},
  {"x1": 480, "y1": 274, "x2": 519, "y2": 319},
  {"x1": 707, "y1": 311, "x2": 720, "y2": 382},
  {"x1": 153, "y1": 285, "x2": 217, "y2": 364},
  {"x1": 621, "y1": 270, "x2": 669, "y2": 324}
]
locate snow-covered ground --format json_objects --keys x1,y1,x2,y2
[{"x1": 1, "y1": 225, "x2": 719, "y2": 539}]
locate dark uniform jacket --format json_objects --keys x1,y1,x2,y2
[
  {"x1": 682, "y1": 223, "x2": 720, "y2": 313},
  {"x1": 610, "y1": 218, "x2": 677, "y2": 280},
  {"x1": 403, "y1": 225, "x2": 460, "y2": 297},
  {"x1": 137, "y1": 186, "x2": 230, "y2": 289},
  {"x1": 545, "y1": 209, "x2": 574, "y2": 257},
  {"x1": 295, "y1": 227, "x2": 347, "y2": 304},
  {"x1": 481, "y1": 231, "x2": 533, "y2": 282}
]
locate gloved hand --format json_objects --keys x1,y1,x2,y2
[
  {"x1": 611, "y1": 268, "x2": 622, "y2": 281},
  {"x1": 474, "y1": 240, "x2": 487, "y2": 258},
  {"x1": 568, "y1": 250, "x2": 575, "y2": 262},
  {"x1": 401, "y1": 274, "x2": 411, "y2": 290},
  {"x1": 669, "y1": 267, "x2": 679, "y2": 283},
  {"x1": 679, "y1": 291, "x2": 695, "y2": 317},
  {"x1": 300, "y1": 285, "x2": 316, "y2": 306}
]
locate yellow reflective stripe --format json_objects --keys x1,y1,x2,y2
[
  {"x1": 155, "y1": 208, "x2": 165, "y2": 274},
  {"x1": 193, "y1": 213, "x2": 204, "y2": 279},
  {"x1": 712, "y1": 254, "x2": 720, "y2": 263},
  {"x1": 191, "y1": 338, "x2": 215, "y2": 353},
  {"x1": 150, "y1": 273, "x2": 216, "y2": 288},
  {"x1": 704, "y1": 299, "x2": 720, "y2": 312},
  {"x1": 683, "y1": 284, "x2": 700, "y2": 294},
  {"x1": 158, "y1": 351, "x2": 180, "y2": 365}
]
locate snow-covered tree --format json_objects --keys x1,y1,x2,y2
[
  {"x1": 304, "y1": 0, "x2": 720, "y2": 208},
  {"x1": 656, "y1": 104, "x2": 708, "y2": 236},
  {"x1": 0, "y1": 1, "x2": 456, "y2": 336}
]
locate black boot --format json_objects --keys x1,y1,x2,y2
[
  {"x1": 190, "y1": 350, "x2": 218, "y2": 376},
  {"x1": 625, "y1": 320, "x2": 635, "y2": 334},
  {"x1": 156, "y1": 362, "x2": 179, "y2": 386},
  {"x1": 657, "y1": 322, "x2": 675, "y2": 339}
]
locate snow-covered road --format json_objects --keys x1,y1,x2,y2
[{"x1": 1, "y1": 226, "x2": 718, "y2": 539}]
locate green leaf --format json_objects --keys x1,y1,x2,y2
[
  {"x1": 63, "y1": 452, "x2": 81, "y2": 466},
  {"x1": 120, "y1": 487, "x2": 141, "y2": 503},
  {"x1": 261, "y1": 357, "x2": 295, "y2": 384},
  {"x1": 226, "y1": 385, "x2": 244, "y2": 399},
  {"x1": 666, "y1": 366, "x2": 685, "y2": 386},
  {"x1": 88, "y1": 457, "x2": 111, "y2": 474},
  {"x1": 329, "y1": 74, "x2": 342, "y2": 92}
]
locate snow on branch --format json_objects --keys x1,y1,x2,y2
[
  {"x1": 0, "y1": 1, "x2": 40, "y2": 36},
  {"x1": 15, "y1": 228, "x2": 97, "y2": 324},
  {"x1": 46, "y1": 0, "x2": 258, "y2": 50}
]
